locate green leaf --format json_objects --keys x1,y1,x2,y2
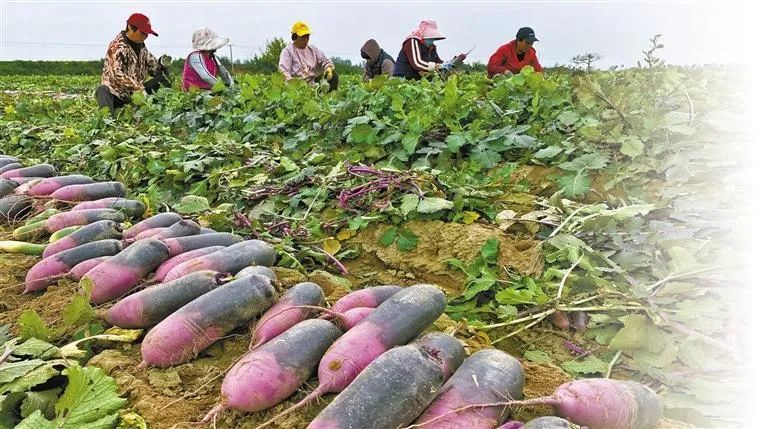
[
  {"x1": 495, "y1": 287, "x2": 536, "y2": 305},
  {"x1": 559, "y1": 153, "x2": 608, "y2": 171},
  {"x1": 534, "y1": 146, "x2": 563, "y2": 159},
  {"x1": 0, "y1": 360, "x2": 45, "y2": 384},
  {"x1": 395, "y1": 229, "x2": 419, "y2": 251},
  {"x1": 17, "y1": 310, "x2": 51, "y2": 342},
  {"x1": 11, "y1": 338, "x2": 59, "y2": 360},
  {"x1": 560, "y1": 355, "x2": 608, "y2": 375},
  {"x1": 462, "y1": 277, "x2": 496, "y2": 300},
  {"x1": 0, "y1": 362, "x2": 61, "y2": 395},
  {"x1": 399, "y1": 194, "x2": 419, "y2": 217},
  {"x1": 524, "y1": 350, "x2": 553, "y2": 364},
  {"x1": 20, "y1": 389, "x2": 61, "y2": 419},
  {"x1": 402, "y1": 133, "x2": 421, "y2": 155},
  {"x1": 172, "y1": 195, "x2": 210, "y2": 214},
  {"x1": 557, "y1": 110, "x2": 579, "y2": 126},
  {"x1": 480, "y1": 238, "x2": 500, "y2": 264},
  {"x1": 379, "y1": 227, "x2": 397, "y2": 246},
  {"x1": 619, "y1": 135, "x2": 644, "y2": 158},
  {"x1": 445, "y1": 133, "x2": 467, "y2": 153},
  {"x1": 556, "y1": 173, "x2": 591, "y2": 197},
  {"x1": 417, "y1": 197, "x2": 454, "y2": 214},
  {"x1": 62, "y1": 295, "x2": 94, "y2": 327},
  {"x1": 54, "y1": 365, "x2": 127, "y2": 428},
  {"x1": 349, "y1": 124, "x2": 374, "y2": 143},
  {"x1": 15, "y1": 410, "x2": 55, "y2": 429}
]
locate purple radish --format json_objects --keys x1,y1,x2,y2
[
  {"x1": 326, "y1": 285, "x2": 403, "y2": 314},
  {"x1": 12, "y1": 179, "x2": 44, "y2": 195},
  {"x1": 9, "y1": 177, "x2": 43, "y2": 184},
  {"x1": 497, "y1": 422, "x2": 524, "y2": 429},
  {"x1": 0, "y1": 178, "x2": 18, "y2": 198},
  {"x1": 416, "y1": 378, "x2": 662, "y2": 429},
  {"x1": 411, "y1": 332, "x2": 466, "y2": 380},
  {"x1": 571, "y1": 311, "x2": 589, "y2": 332},
  {"x1": 307, "y1": 333, "x2": 464, "y2": 429},
  {"x1": 0, "y1": 157, "x2": 19, "y2": 168},
  {"x1": 0, "y1": 164, "x2": 57, "y2": 179},
  {"x1": 134, "y1": 227, "x2": 167, "y2": 240},
  {"x1": 161, "y1": 233, "x2": 243, "y2": 257},
  {"x1": 69, "y1": 256, "x2": 110, "y2": 281},
  {"x1": 0, "y1": 163, "x2": 22, "y2": 174},
  {"x1": 200, "y1": 227, "x2": 216, "y2": 234},
  {"x1": 43, "y1": 208, "x2": 126, "y2": 233},
  {"x1": 70, "y1": 198, "x2": 146, "y2": 219},
  {"x1": 163, "y1": 239, "x2": 275, "y2": 282},
  {"x1": 26, "y1": 175, "x2": 94, "y2": 196},
  {"x1": 50, "y1": 181, "x2": 125, "y2": 201},
  {"x1": 42, "y1": 219, "x2": 122, "y2": 258},
  {"x1": 103, "y1": 270, "x2": 226, "y2": 328},
  {"x1": 249, "y1": 282, "x2": 325, "y2": 349},
  {"x1": 205, "y1": 319, "x2": 342, "y2": 419},
  {"x1": 123, "y1": 212, "x2": 183, "y2": 240},
  {"x1": 234, "y1": 265, "x2": 277, "y2": 283},
  {"x1": 0, "y1": 195, "x2": 34, "y2": 223},
  {"x1": 258, "y1": 284, "x2": 446, "y2": 428},
  {"x1": 150, "y1": 220, "x2": 201, "y2": 239},
  {"x1": 265, "y1": 305, "x2": 375, "y2": 331},
  {"x1": 414, "y1": 348, "x2": 525, "y2": 429},
  {"x1": 83, "y1": 238, "x2": 171, "y2": 304},
  {"x1": 521, "y1": 417, "x2": 573, "y2": 428},
  {"x1": 141, "y1": 274, "x2": 276, "y2": 367},
  {"x1": 153, "y1": 246, "x2": 225, "y2": 282},
  {"x1": 548, "y1": 310, "x2": 571, "y2": 331},
  {"x1": 24, "y1": 239, "x2": 123, "y2": 293}
]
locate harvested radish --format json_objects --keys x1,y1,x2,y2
[
  {"x1": 161, "y1": 233, "x2": 243, "y2": 257},
  {"x1": 521, "y1": 417, "x2": 573, "y2": 428},
  {"x1": 48, "y1": 225, "x2": 82, "y2": 243},
  {"x1": 307, "y1": 333, "x2": 464, "y2": 429},
  {"x1": 153, "y1": 246, "x2": 225, "y2": 282},
  {"x1": 134, "y1": 227, "x2": 166, "y2": 240},
  {"x1": 0, "y1": 178, "x2": 18, "y2": 198},
  {"x1": 24, "y1": 239, "x2": 124, "y2": 293},
  {"x1": 571, "y1": 311, "x2": 589, "y2": 332},
  {"x1": 141, "y1": 273, "x2": 276, "y2": 367},
  {"x1": 50, "y1": 181, "x2": 125, "y2": 201},
  {"x1": 12, "y1": 178, "x2": 44, "y2": 195},
  {"x1": 123, "y1": 212, "x2": 183, "y2": 240},
  {"x1": 83, "y1": 238, "x2": 171, "y2": 304},
  {"x1": 163, "y1": 239, "x2": 274, "y2": 282},
  {"x1": 257, "y1": 284, "x2": 446, "y2": 428},
  {"x1": 414, "y1": 348, "x2": 525, "y2": 429},
  {"x1": 150, "y1": 219, "x2": 201, "y2": 239},
  {"x1": 411, "y1": 332, "x2": 465, "y2": 380},
  {"x1": 0, "y1": 163, "x2": 22, "y2": 174},
  {"x1": 0, "y1": 163, "x2": 57, "y2": 179},
  {"x1": 70, "y1": 198, "x2": 146, "y2": 219},
  {"x1": 205, "y1": 319, "x2": 342, "y2": 419},
  {"x1": 0, "y1": 195, "x2": 34, "y2": 223},
  {"x1": 249, "y1": 281, "x2": 324, "y2": 349},
  {"x1": 69, "y1": 256, "x2": 109, "y2": 281},
  {"x1": 104, "y1": 270, "x2": 226, "y2": 328},
  {"x1": 42, "y1": 219, "x2": 122, "y2": 258},
  {"x1": 548, "y1": 310, "x2": 571, "y2": 331},
  {"x1": 328, "y1": 284, "x2": 403, "y2": 313},
  {"x1": 234, "y1": 265, "x2": 277, "y2": 283},
  {"x1": 26, "y1": 175, "x2": 94, "y2": 196},
  {"x1": 0, "y1": 157, "x2": 19, "y2": 168},
  {"x1": 16, "y1": 208, "x2": 125, "y2": 239},
  {"x1": 0, "y1": 240, "x2": 47, "y2": 255},
  {"x1": 414, "y1": 378, "x2": 662, "y2": 429}
]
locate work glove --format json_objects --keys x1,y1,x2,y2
[
  {"x1": 323, "y1": 66, "x2": 334, "y2": 80},
  {"x1": 455, "y1": 53, "x2": 467, "y2": 64},
  {"x1": 439, "y1": 61, "x2": 454, "y2": 71}
]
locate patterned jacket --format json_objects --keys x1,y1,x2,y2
[{"x1": 101, "y1": 32, "x2": 159, "y2": 99}]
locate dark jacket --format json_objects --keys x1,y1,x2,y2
[
  {"x1": 393, "y1": 37, "x2": 443, "y2": 80},
  {"x1": 361, "y1": 39, "x2": 395, "y2": 81}
]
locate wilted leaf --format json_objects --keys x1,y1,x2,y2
[
  {"x1": 172, "y1": 195, "x2": 210, "y2": 214},
  {"x1": 524, "y1": 350, "x2": 553, "y2": 364},
  {"x1": 560, "y1": 355, "x2": 607, "y2": 375},
  {"x1": 417, "y1": 197, "x2": 454, "y2": 213}
]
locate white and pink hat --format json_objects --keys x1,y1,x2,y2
[{"x1": 192, "y1": 27, "x2": 229, "y2": 51}]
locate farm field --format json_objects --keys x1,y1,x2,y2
[{"x1": 0, "y1": 60, "x2": 751, "y2": 429}]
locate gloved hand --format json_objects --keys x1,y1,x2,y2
[
  {"x1": 323, "y1": 66, "x2": 334, "y2": 80},
  {"x1": 455, "y1": 53, "x2": 467, "y2": 63},
  {"x1": 439, "y1": 61, "x2": 454, "y2": 71}
]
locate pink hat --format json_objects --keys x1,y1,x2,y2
[{"x1": 408, "y1": 20, "x2": 445, "y2": 41}]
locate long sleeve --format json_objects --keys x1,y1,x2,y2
[
  {"x1": 403, "y1": 38, "x2": 436, "y2": 72},
  {"x1": 530, "y1": 51, "x2": 543, "y2": 73},
  {"x1": 106, "y1": 43, "x2": 144, "y2": 92},
  {"x1": 487, "y1": 45, "x2": 510, "y2": 77},
  {"x1": 381, "y1": 59, "x2": 395, "y2": 77},
  {"x1": 278, "y1": 47, "x2": 293, "y2": 80},
  {"x1": 215, "y1": 56, "x2": 234, "y2": 85},
  {"x1": 313, "y1": 46, "x2": 334, "y2": 71},
  {"x1": 145, "y1": 50, "x2": 160, "y2": 75},
  {"x1": 188, "y1": 52, "x2": 219, "y2": 86}
]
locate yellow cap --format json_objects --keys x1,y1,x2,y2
[{"x1": 291, "y1": 21, "x2": 311, "y2": 37}]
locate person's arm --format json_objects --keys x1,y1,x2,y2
[
  {"x1": 314, "y1": 47, "x2": 334, "y2": 72},
  {"x1": 107, "y1": 44, "x2": 144, "y2": 92},
  {"x1": 278, "y1": 47, "x2": 293, "y2": 80},
  {"x1": 188, "y1": 52, "x2": 219, "y2": 86},
  {"x1": 487, "y1": 46, "x2": 510, "y2": 77},
  {"x1": 215, "y1": 56, "x2": 234, "y2": 85},
  {"x1": 381, "y1": 59, "x2": 395, "y2": 77},
  {"x1": 403, "y1": 38, "x2": 436, "y2": 72},
  {"x1": 146, "y1": 50, "x2": 160, "y2": 75},
  {"x1": 362, "y1": 65, "x2": 371, "y2": 82}
]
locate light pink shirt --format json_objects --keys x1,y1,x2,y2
[{"x1": 278, "y1": 43, "x2": 334, "y2": 82}]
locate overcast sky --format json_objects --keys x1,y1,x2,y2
[{"x1": 0, "y1": 1, "x2": 755, "y2": 68}]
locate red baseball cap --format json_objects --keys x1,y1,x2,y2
[{"x1": 127, "y1": 13, "x2": 158, "y2": 36}]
